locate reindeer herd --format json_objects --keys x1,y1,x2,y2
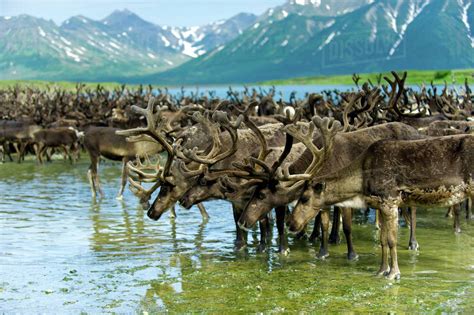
[{"x1": 1, "y1": 73, "x2": 473, "y2": 280}]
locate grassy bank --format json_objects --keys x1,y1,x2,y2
[
  {"x1": 1, "y1": 69, "x2": 473, "y2": 90},
  {"x1": 259, "y1": 69, "x2": 474, "y2": 86},
  {"x1": 0, "y1": 80, "x2": 133, "y2": 91}
]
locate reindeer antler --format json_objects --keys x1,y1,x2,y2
[{"x1": 277, "y1": 116, "x2": 341, "y2": 182}]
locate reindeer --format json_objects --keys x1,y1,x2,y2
[
  {"x1": 236, "y1": 117, "x2": 422, "y2": 260},
  {"x1": 119, "y1": 100, "x2": 290, "y2": 250},
  {"x1": 286, "y1": 119, "x2": 473, "y2": 280},
  {"x1": 83, "y1": 125, "x2": 163, "y2": 200},
  {"x1": 0, "y1": 119, "x2": 41, "y2": 163},
  {"x1": 32, "y1": 127, "x2": 83, "y2": 164}
]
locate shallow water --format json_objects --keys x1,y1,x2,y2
[{"x1": 0, "y1": 159, "x2": 473, "y2": 313}]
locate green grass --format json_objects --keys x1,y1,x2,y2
[
  {"x1": 259, "y1": 69, "x2": 474, "y2": 86},
  {"x1": 0, "y1": 80, "x2": 136, "y2": 91},
  {"x1": 1, "y1": 69, "x2": 473, "y2": 90}
]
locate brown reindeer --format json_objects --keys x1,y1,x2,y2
[
  {"x1": 119, "y1": 100, "x2": 292, "y2": 249},
  {"x1": 236, "y1": 118, "x2": 422, "y2": 259},
  {"x1": 32, "y1": 127, "x2": 83, "y2": 164},
  {"x1": 287, "y1": 125, "x2": 473, "y2": 280},
  {"x1": 84, "y1": 125, "x2": 163, "y2": 199},
  {"x1": 0, "y1": 119, "x2": 41, "y2": 162}
]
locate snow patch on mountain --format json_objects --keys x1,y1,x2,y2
[
  {"x1": 292, "y1": 0, "x2": 322, "y2": 6},
  {"x1": 38, "y1": 26, "x2": 46, "y2": 37},
  {"x1": 458, "y1": 0, "x2": 474, "y2": 47},
  {"x1": 389, "y1": 0, "x2": 431, "y2": 57}
]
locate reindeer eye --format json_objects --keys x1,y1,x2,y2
[
  {"x1": 258, "y1": 192, "x2": 266, "y2": 200},
  {"x1": 199, "y1": 178, "x2": 207, "y2": 185}
]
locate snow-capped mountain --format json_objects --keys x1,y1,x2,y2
[
  {"x1": 145, "y1": 0, "x2": 474, "y2": 84},
  {"x1": 0, "y1": 10, "x2": 257, "y2": 81},
  {"x1": 2, "y1": 0, "x2": 473, "y2": 83},
  {"x1": 283, "y1": 0, "x2": 376, "y2": 16}
]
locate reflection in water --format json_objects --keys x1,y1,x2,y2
[{"x1": 0, "y1": 160, "x2": 473, "y2": 313}]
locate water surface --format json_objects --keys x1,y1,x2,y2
[{"x1": 1, "y1": 159, "x2": 473, "y2": 313}]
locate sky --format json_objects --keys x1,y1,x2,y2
[{"x1": 1, "y1": 0, "x2": 286, "y2": 26}]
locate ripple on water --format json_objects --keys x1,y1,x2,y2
[{"x1": 0, "y1": 160, "x2": 473, "y2": 313}]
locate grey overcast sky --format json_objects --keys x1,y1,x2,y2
[{"x1": 1, "y1": 0, "x2": 286, "y2": 26}]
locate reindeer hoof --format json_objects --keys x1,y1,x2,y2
[
  {"x1": 234, "y1": 241, "x2": 247, "y2": 251},
  {"x1": 279, "y1": 247, "x2": 290, "y2": 256},
  {"x1": 116, "y1": 195, "x2": 123, "y2": 200},
  {"x1": 454, "y1": 228, "x2": 461, "y2": 234},
  {"x1": 347, "y1": 252, "x2": 359, "y2": 261},
  {"x1": 316, "y1": 252, "x2": 329, "y2": 260},
  {"x1": 376, "y1": 268, "x2": 390, "y2": 277},
  {"x1": 408, "y1": 242, "x2": 419, "y2": 251},
  {"x1": 257, "y1": 243, "x2": 267, "y2": 253},
  {"x1": 385, "y1": 271, "x2": 401, "y2": 281}
]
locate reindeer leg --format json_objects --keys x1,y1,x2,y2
[
  {"x1": 275, "y1": 206, "x2": 289, "y2": 255},
  {"x1": 95, "y1": 160, "x2": 104, "y2": 198},
  {"x1": 33, "y1": 143, "x2": 41, "y2": 164},
  {"x1": 46, "y1": 148, "x2": 53, "y2": 162},
  {"x1": 342, "y1": 207, "x2": 358, "y2": 260},
  {"x1": 408, "y1": 207, "x2": 419, "y2": 250},
  {"x1": 385, "y1": 205, "x2": 401, "y2": 280},
  {"x1": 117, "y1": 157, "x2": 129, "y2": 199},
  {"x1": 169, "y1": 205, "x2": 177, "y2": 219},
  {"x1": 13, "y1": 142, "x2": 21, "y2": 163},
  {"x1": 257, "y1": 215, "x2": 269, "y2": 252},
  {"x1": 401, "y1": 207, "x2": 410, "y2": 226},
  {"x1": 233, "y1": 205, "x2": 247, "y2": 251},
  {"x1": 309, "y1": 213, "x2": 322, "y2": 242},
  {"x1": 71, "y1": 144, "x2": 79, "y2": 164},
  {"x1": 5, "y1": 143, "x2": 13, "y2": 162},
  {"x1": 445, "y1": 206, "x2": 454, "y2": 218},
  {"x1": 38, "y1": 145, "x2": 47, "y2": 165},
  {"x1": 197, "y1": 203, "x2": 209, "y2": 221},
  {"x1": 317, "y1": 209, "x2": 330, "y2": 259},
  {"x1": 329, "y1": 206, "x2": 341, "y2": 244},
  {"x1": 19, "y1": 141, "x2": 28, "y2": 162},
  {"x1": 376, "y1": 208, "x2": 390, "y2": 277},
  {"x1": 467, "y1": 198, "x2": 472, "y2": 220},
  {"x1": 87, "y1": 154, "x2": 99, "y2": 199},
  {"x1": 63, "y1": 145, "x2": 72, "y2": 164},
  {"x1": 453, "y1": 204, "x2": 461, "y2": 234},
  {"x1": 375, "y1": 209, "x2": 381, "y2": 230}
]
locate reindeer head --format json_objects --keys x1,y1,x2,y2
[{"x1": 238, "y1": 116, "x2": 341, "y2": 230}]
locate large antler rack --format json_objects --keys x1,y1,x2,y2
[
  {"x1": 229, "y1": 101, "x2": 272, "y2": 163},
  {"x1": 117, "y1": 97, "x2": 175, "y2": 182},
  {"x1": 382, "y1": 71, "x2": 408, "y2": 118},
  {"x1": 227, "y1": 102, "x2": 305, "y2": 182},
  {"x1": 276, "y1": 116, "x2": 342, "y2": 183},
  {"x1": 126, "y1": 154, "x2": 163, "y2": 202},
  {"x1": 174, "y1": 110, "x2": 243, "y2": 176}
]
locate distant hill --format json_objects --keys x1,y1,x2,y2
[
  {"x1": 0, "y1": 10, "x2": 257, "y2": 81},
  {"x1": 2, "y1": 0, "x2": 473, "y2": 84},
  {"x1": 141, "y1": 0, "x2": 474, "y2": 84}
]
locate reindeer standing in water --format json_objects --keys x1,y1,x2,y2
[{"x1": 286, "y1": 117, "x2": 473, "y2": 280}]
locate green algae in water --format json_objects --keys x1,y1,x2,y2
[{"x1": 0, "y1": 160, "x2": 473, "y2": 313}]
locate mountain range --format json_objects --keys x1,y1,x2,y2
[{"x1": 1, "y1": 0, "x2": 473, "y2": 84}]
